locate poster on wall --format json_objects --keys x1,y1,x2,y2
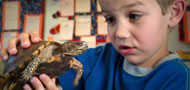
[
  {"x1": 59, "y1": 20, "x2": 74, "y2": 40},
  {"x1": 75, "y1": 0, "x2": 91, "y2": 13},
  {"x1": 23, "y1": 14, "x2": 43, "y2": 38},
  {"x1": 60, "y1": 0, "x2": 74, "y2": 16},
  {"x1": 2, "y1": 1, "x2": 21, "y2": 30},
  {"x1": 75, "y1": 15, "x2": 91, "y2": 36},
  {"x1": 1, "y1": 32, "x2": 19, "y2": 49}
]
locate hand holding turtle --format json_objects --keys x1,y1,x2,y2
[
  {"x1": 23, "y1": 74, "x2": 58, "y2": 90},
  {"x1": 0, "y1": 30, "x2": 41, "y2": 60}
]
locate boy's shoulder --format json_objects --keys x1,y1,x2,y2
[
  {"x1": 163, "y1": 58, "x2": 189, "y2": 71},
  {"x1": 141, "y1": 58, "x2": 190, "y2": 90},
  {"x1": 155, "y1": 58, "x2": 190, "y2": 78}
]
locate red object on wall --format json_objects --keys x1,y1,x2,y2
[
  {"x1": 50, "y1": 24, "x2": 60, "y2": 34},
  {"x1": 52, "y1": 11, "x2": 61, "y2": 18}
]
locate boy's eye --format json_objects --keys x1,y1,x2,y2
[
  {"x1": 105, "y1": 16, "x2": 116, "y2": 24},
  {"x1": 129, "y1": 13, "x2": 142, "y2": 20}
]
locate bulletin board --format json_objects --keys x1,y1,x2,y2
[
  {"x1": 0, "y1": 0, "x2": 108, "y2": 49},
  {"x1": 0, "y1": 0, "x2": 44, "y2": 49},
  {"x1": 44, "y1": 0, "x2": 109, "y2": 48}
]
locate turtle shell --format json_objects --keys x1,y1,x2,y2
[
  {"x1": 0, "y1": 41, "x2": 88, "y2": 90},
  {"x1": 3, "y1": 41, "x2": 62, "y2": 76}
]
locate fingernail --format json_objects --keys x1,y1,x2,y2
[
  {"x1": 23, "y1": 84, "x2": 30, "y2": 90},
  {"x1": 9, "y1": 48, "x2": 17, "y2": 54},
  {"x1": 34, "y1": 37, "x2": 40, "y2": 42},
  {"x1": 30, "y1": 77, "x2": 36, "y2": 83},
  {"x1": 22, "y1": 42, "x2": 30, "y2": 48},
  {"x1": 40, "y1": 74, "x2": 46, "y2": 80}
]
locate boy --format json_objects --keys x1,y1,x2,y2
[{"x1": 0, "y1": 0, "x2": 190, "y2": 89}]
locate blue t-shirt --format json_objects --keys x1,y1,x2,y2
[{"x1": 58, "y1": 43, "x2": 190, "y2": 90}]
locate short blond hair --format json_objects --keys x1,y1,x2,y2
[{"x1": 156, "y1": 0, "x2": 175, "y2": 15}]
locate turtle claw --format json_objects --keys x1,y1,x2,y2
[{"x1": 20, "y1": 74, "x2": 31, "y2": 83}]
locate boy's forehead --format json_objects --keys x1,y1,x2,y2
[{"x1": 99, "y1": 0, "x2": 158, "y2": 11}]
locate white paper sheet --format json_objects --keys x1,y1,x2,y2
[
  {"x1": 24, "y1": 14, "x2": 42, "y2": 36},
  {"x1": 75, "y1": 15, "x2": 91, "y2": 36},
  {"x1": 1, "y1": 32, "x2": 18, "y2": 48},
  {"x1": 3, "y1": 1, "x2": 20, "y2": 30},
  {"x1": 81, "y1": 36, "x2": 96, "y2": 48},
  {"x1": 59, "y1": 20, "x2": 74, "y2": 40},
  {"x1": 75, "y1": 0, "x2": 91, "y2": 12},
  {"x1": 97, "y1": 15, "x2": 107, "y2": 35},
  {"x1": 60, "y1": 0, "x2": 74, "y2": 16},
  {"x1": 97, "y1": 0, "x2": 101, "y2": 12}
]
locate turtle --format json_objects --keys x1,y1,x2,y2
[{"x1": 0, "y1": 40, "x2": 88, "y2": 90}]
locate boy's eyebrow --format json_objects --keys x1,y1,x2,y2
[{"x1": 121, "y1": 1, "x2": 144, "y2": 8}]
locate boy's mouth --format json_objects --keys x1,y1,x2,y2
[{"x1": 119, "y1": 45, "x2": 134, "y2": 55}]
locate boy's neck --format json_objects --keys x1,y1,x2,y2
[{"x1": 137, "y1": 42, "x2": 170, "y2": 68}]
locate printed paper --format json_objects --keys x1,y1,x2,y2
[
  {"x1": 60, "y1": 0, "x2": 74, "y2": 16},
  {"x1": 59, "y1": 20, "x2": 74, "y2": 40},
  {"x1": 75, "y1": 15, "x2": 91, "y2": 36},
  {"x1": 2, "y1": 1, "x2": 20, "y2": 30},
  {"x1": 75, "y1": 0, "x2": 91, "y2": 12}
]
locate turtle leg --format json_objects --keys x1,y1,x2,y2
[
  {"x1": 72, "y1": 58, "x2": 83, "y2": 86},
  {"x1": 20, "y1": 57, "x2": 41, "y2": 83}
]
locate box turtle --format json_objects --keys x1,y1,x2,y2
[{"x1": 0, "y1": 41, "x2": 88, "y2": 90}]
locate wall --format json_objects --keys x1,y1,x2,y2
[{"x1": 168, "y1": 26, "x2": 190, "y2": 52}]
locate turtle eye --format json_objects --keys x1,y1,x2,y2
[{"x1": 76, "y1": 42, "x2": 81, "y2": 46}]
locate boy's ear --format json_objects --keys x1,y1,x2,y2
[{"x1": 168, "y1": 0, "x2": 186, "y2": 27}]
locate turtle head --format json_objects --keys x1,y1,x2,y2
[{"x1": 62, "y1": 41, "x2": 88, "y2": 56}]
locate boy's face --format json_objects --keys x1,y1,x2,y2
[{"x1": 99, "y1": 0, "x2": 171, "y2": 67}]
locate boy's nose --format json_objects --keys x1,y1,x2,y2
[{"x1": 115, "y1": 22, "x2": 131, "y2": 40}]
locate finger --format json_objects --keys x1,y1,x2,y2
[
  {"x1": 29, "y1": 30, "x2": 41, "y2": 43},
  {"x1": 0, "y1": 48, "x2": 8, "y2": 60},
  {"x1": 7, "y1": 38, "x2": 19, "y2": 55},
  {"x1": 30, "y1": 77, "x2": 44, "y2": 90},
  {"x1": 51, "y1": 78, "x2": 56, "y2": 83},
  {"x1": 18, "y1": 32, "x2": 31, "y2": 48},
  {"x1": 23, "y1": 84, "x2": 32, "y2": 90},
  {"x1": 39, "y1": 74, "x2": 58, "y2": 90}
]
